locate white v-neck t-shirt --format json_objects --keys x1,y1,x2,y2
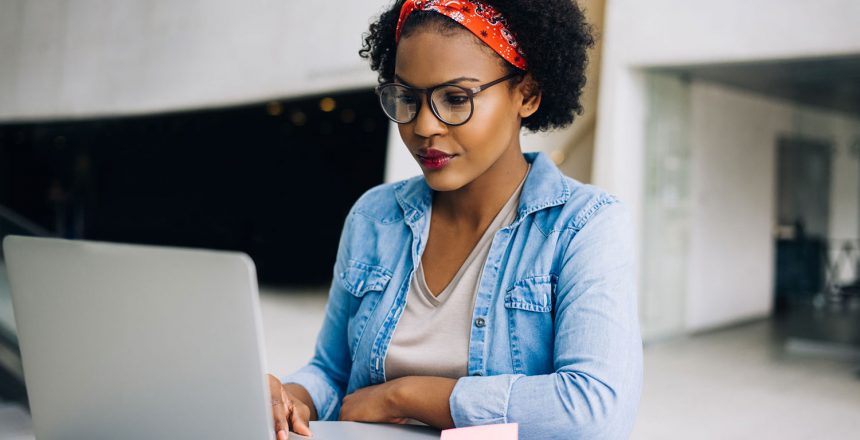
[{"x1": 384, "y1": 165, "x2": 530, "y2": 380}]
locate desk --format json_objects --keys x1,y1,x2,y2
[{"x1": 289, "y1": 421, "x2": 440, "y2": 440}]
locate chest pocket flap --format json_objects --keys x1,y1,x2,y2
[
  {"x1": 505, "y1": 274, "x2": 555, "y2": 313},
  {"x1": 339, "y1": 260, "x2": 392, "y2": 298}
]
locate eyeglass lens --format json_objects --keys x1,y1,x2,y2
[{"x1": 378, "y1": 84, "x2": 473, "y2": 125}]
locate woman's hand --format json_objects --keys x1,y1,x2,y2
[
  {"x1": 266, "y1": 374, "x2": 314, "y2": 439},
  {"x1": 339, "y1": 379, "x2": 409, "y2": 424}
]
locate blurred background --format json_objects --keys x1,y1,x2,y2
[{"x1": 1, "y1": 0, "x2": 859, "y2": 438}]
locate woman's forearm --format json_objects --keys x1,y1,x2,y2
[
  {"x1": 392, "y1": 376, "x2": 458, "y2": 429},
  {"x1": 283, "y1": 383, "x2": 319, "y2": 421}
]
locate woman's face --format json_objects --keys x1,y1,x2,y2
[{"x1": 394, "y1": 28, "x2": 537, "y2": 192}]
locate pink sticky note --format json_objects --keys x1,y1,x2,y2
[{"x1": 440, "y1": 423, "x2": 518, "y2": 440}]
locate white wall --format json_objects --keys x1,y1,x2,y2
[
  {"x1": 0, "y1": 0, "x2": 392, "y2": 121},
  {"x1": 686, "y1": 81, "x2": 778, "y2": 331},
  {"x1": 596, "y1": 0, "x2": 860, "y2": 334}
]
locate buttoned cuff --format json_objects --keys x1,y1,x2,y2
[
  {"x1": 449, "y1": 374, "x2": 524, "y2": 427},
  {"x1": 280, "y1": 365, "x2": 342, "y2": 421}
]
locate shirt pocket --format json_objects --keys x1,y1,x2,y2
[
  {"x1": 339, "y1": 259, "x2": 392, "y2": 361},
  {"x1": 504, "y1": 275, "x2": 556, "y2": 374}
]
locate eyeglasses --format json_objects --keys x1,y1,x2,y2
[{"x1": 375, "y1": 73, "x2": 522, "y2": 126}]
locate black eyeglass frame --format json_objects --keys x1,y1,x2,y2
[{"x1": 374, "y1": 72, "x2": 523, "y2": 127}]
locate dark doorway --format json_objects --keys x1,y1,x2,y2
[
  {"x1": 774, "y1": 136, "x2": 832, "y2": 307},
  {"x1": 0, "y1": 89, "x2": 389, "y2": 285}
]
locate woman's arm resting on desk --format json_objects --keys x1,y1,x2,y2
[{"x1": 339, "y1": 376, "x2": 457, "y2": 429}]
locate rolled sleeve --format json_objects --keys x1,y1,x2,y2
[{"x1": 449, "y1": 373, "x2": 524, "y2": 426}]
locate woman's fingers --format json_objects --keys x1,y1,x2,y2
[
  {"x1": 266, "y1": 374, "x2": 314, "y2": 438},
  {"x1": 273, "y1": 390, "x2": 290, "y2": 440},
  {"x1": 267, "y1": 375, "x2": 290, "y2": 440},
  {"x1": 289, "y1": 403, "x2": 313, "y2": 437}
]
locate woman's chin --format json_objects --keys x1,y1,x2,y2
[{"x1": 422, "y1": 172, "x2": 468, "y2": 193}]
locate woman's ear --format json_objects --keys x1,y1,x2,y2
[{"x1": 517, "y1": 73, "x2": 541, "y2": 119}]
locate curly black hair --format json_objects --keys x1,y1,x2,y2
[{"x1": 359, "y1": 0, "x2": 595, "y2": 132}]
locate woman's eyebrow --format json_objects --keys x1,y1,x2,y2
[{"x1": 393, "y1": 74, "x2": 481, "y2": 87}]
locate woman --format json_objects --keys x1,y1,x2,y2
[{"x1": 266, "y1": 1, "x2": 642, "y2": 439}]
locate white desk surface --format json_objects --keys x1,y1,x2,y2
[{"x1": 289, "y1": 421, "x2": 440, "y2": 440}]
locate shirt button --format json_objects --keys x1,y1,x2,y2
[
  {"x1": 474, "y1": 317, "x2": 486, "y2": 328},
  {"x1": 472, "y1": 372, "x2": 483, "y2": 376}
]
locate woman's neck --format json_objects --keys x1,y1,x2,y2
[{"x1": 431, "y1": 145, "x2": 529, "y2": 233}]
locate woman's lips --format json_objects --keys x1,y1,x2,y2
[{"x1": 418, "y1": 153, "x2": 455, "y2": 170}]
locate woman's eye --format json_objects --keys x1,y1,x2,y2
[
  {"x1": 397, "y1": 94, "x2": 417, "y2": 104},
  {"x1": 444, "y1": 95, "x2": 469, "y2": 106}
]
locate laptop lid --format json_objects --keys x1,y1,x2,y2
[{"x1": 3, "y1": 235, "x2": 273, "y2": 440}]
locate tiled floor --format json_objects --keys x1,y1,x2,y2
[
  {"x1": 632, "y1": 320, "x2": 860, "y2": 439},
  {"x1": 259, "y1": 286, "x2": 330, "y2": 376},
  {"x1": 0, "y1": 403, "x2": 32, "y2": 440}
]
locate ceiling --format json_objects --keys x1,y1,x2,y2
[{"x1": 654, "y1": 55, "x2": 860, "y2": 117}]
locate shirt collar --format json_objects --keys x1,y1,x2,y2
[{"x1": 393, "y1": 151, "x2": 571, "y2": 227}]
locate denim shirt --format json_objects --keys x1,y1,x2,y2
[{"x1": 281, "y1": 151, "x2": 643, "y2": 439}]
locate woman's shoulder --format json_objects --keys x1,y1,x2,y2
[
  {"x1": 347, "y1": 176, "x2": 424, "y2": 225},
  {"x1": 552, "y1": 176, "x2": 626, "y2": 233}
]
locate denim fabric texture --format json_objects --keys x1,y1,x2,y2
[{"x1": 281, "y1": 151, "x2": 643, "y2": 439}]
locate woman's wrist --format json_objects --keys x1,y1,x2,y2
[
  {"x1": 387, "y1": 376, "x2": 457, "y2": 428},
  {"x1": 383, "y1": 376, "x2": 409, "y2": 418},
  {"x1": 283, "y1": 382, "x2": 319, "y2": 421}
]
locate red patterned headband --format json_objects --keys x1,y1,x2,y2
[{"x1": 395, "y1": 0, "x2": 528, "y2": 70}]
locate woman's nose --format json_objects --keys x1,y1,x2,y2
[{"x1": 412, "y1": 98, "x2": 447, "y2": 138}]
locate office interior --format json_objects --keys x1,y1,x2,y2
[{"x1": 2, "y1": 1, "x2": 860, "y2": 438}]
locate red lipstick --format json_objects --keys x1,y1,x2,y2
[{"x1": 417, "y1": 148, "x2": 456, "y2": 170}]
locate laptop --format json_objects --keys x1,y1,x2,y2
[{"x1": 3, "y1": 236, "x2": 439, "y2": 440}]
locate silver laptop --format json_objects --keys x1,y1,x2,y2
[{"x1": 3, "y1": 236, "x2": 439, "y2": 440}]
